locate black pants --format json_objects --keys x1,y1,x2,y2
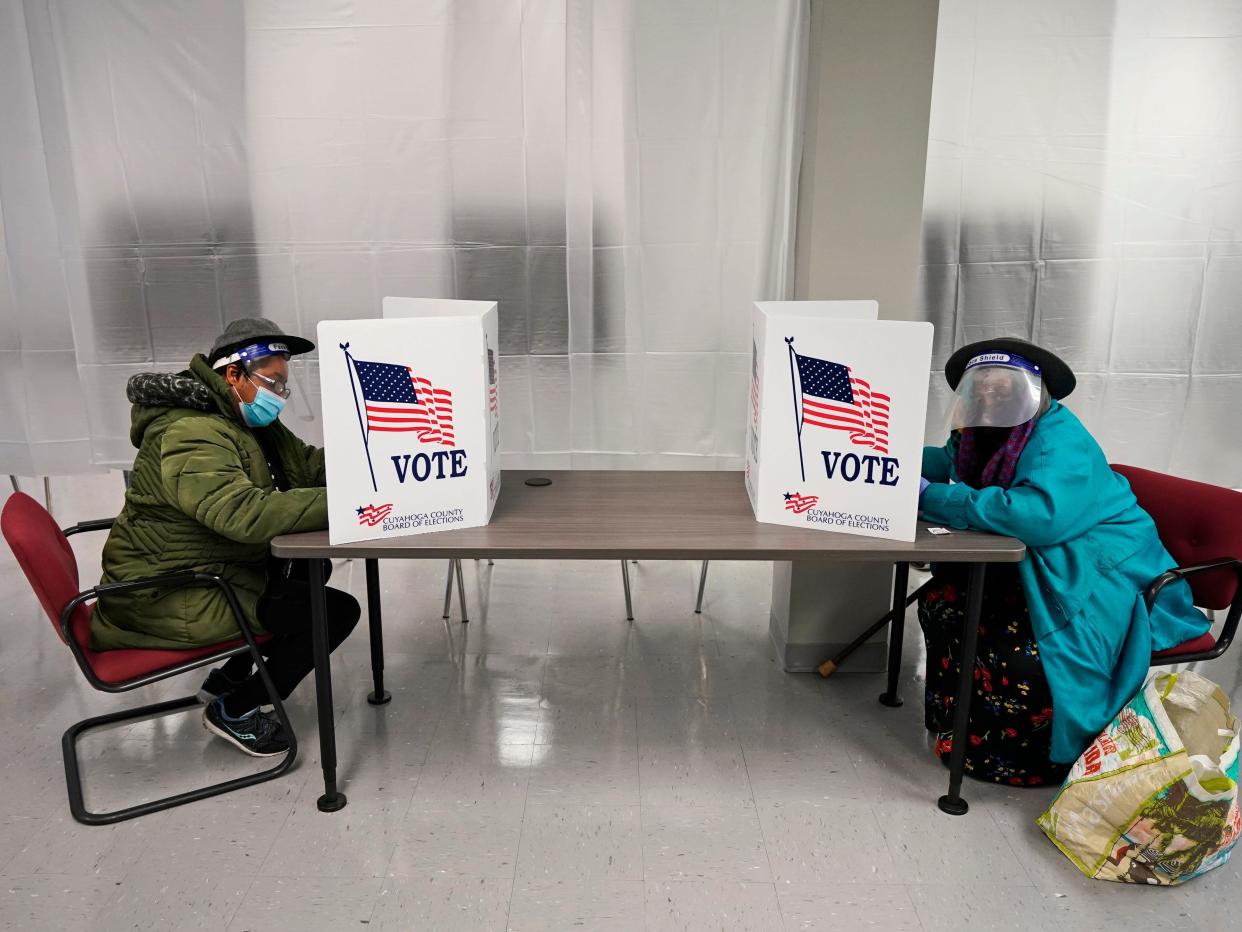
[
  {"x1": 916, "y1": 562, "x2": 1070, "y2": 787},
  {"x1": 220, "y1": 560, "x2": 360, "y2": 714}
]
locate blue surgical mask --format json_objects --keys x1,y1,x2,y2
[{"x1": 235, "y1": 380, "x2": 286, "y2": 427}]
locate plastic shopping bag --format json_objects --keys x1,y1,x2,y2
[{"x1": 1037, "y1": 670, "x2": 1240, "y2": 885}]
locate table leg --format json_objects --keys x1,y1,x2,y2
[
  {"x1": 621, "y1": 560, "x2": 634, "y2": 621},
  {"x1": 454, "y1": 558, "x2": 469, "y2": 623},
  {"x1": 938, "y1": 561, "x2": 985, "y2": 816},
  {"x1": 694, "y1": 560, "x2": 709, "y2": 614},
  {"x1": 442, "y1": 560, "x2": 455, "y2": 620},
  {"x1": 878, "y1": 561, "x2": 910, "y2": 707},
  {"x1": 309, "y1": 557, "x2": 347, "y2": 812},
  {"x1": 365, "y1": 559, "x2": 391, "y2": 706}
]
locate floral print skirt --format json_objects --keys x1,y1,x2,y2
[{"x1": 916, "y1": 563, "x2": 1071, "y2": 787}]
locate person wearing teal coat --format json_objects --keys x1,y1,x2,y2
[{"x1": 917, "y1": 338, "x2": 1209, "y2": 783}]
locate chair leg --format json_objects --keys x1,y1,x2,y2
[
  {"x1": 454, "y1": 559, "x2": 469, "y2": 623},
  {"x1": 621, "y1": 560, "x2": 634, "y2": 621},
  {"x1": 442, "y1": 560, "x2": 455, "y2": 620},
  {"x1": 695, "y1": 560, "x2": 709, "y2": 613},
  {"x1": 62, "y1": 642, "x2": 297, "y2": 826}
]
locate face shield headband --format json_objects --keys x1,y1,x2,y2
[{"x1": 215, "y1": 341, "x2": 290, "y2": 368}]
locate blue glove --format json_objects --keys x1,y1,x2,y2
[{"x1": 918, "y1": 477, "x2": 930, "y2": 504}]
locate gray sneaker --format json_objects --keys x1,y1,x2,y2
[{"x1": 202, "y1": 699, "x2": 290, "y2": 757}]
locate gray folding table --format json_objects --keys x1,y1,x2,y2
[{"x1": 272, "y1": 470, "x2": 1025, "y2": 816}]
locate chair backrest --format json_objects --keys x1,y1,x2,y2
[
  {"x1": 1, "y1": 492, "x2": 86, "y2": 645},
  {"x1": 1112, "y1": 464, "x2": 1242, "y2": 610}
]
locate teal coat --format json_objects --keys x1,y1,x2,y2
[{"x1": 919, "y1": 401, "x2": 1209, "y2": 763}]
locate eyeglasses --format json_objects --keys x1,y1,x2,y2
[{"x1": 249, "y1": 370, "x2": 292, "y2": 399}]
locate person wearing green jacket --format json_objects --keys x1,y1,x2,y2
[
  {"x1": 94, "y1": 318, "x2": 360, "y2": 758},
  {"x1": 915, "y1": 338, "x2": 1209, "y2": 786}
]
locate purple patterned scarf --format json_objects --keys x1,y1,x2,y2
[{"x1": 954, "y1": 418, "x2": 1037, "y2": 489}]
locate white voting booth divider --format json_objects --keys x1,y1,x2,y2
[
  {"x1": 745, "y1": 301, "x2": 933, "y2": 542},
  {"x1": 318, "y1": 298, "x2": 501, "y2": 545}
]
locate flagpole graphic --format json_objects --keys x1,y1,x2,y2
[
  {"x1": 786, "y1": 337, "x2": 806, "y2": 482},
  {"x1": 341, "y1": 343, "x2": 378, "y2": 492}
]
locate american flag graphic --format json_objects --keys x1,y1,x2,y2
[
  {"x1": 356, "y1": 503, "x2": 393, "y2": 527},
  {"x1": 784, "y1": 492, "x2": 818, "y2": 514},
  {"x1": 749, "y1": 341, "x2": 760, "y2": 427},
  {"x1": 353, "y1": 359, "x2": 455, "y2": 447},
  {"x1": 793, "y1": 352, "x2": 889, "y2": 454},
  {"x1": 487, "y1": 348, "x2": 498, "y2": 416}
]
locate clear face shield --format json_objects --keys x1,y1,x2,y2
[{"x1": 947, "y1": 354, "x2": 1045, "y2": 430}]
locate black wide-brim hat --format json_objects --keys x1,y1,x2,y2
[
  {"x1": 207, "y1": 317, "x2": 315, "y2": 367},
  {"x1": 945, "y1": 337, "x2": 1076, "y2": 399}
]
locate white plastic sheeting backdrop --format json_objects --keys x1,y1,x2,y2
[
  {"x1": 918, "y1": 0, "x2": 1242, "y2": 487},
  {"x1": 0, "y1": 0, "x2": 95, "y2": 476},
  {"x1": 0, "y1": 0, "x2": 805, "y2": 473}
]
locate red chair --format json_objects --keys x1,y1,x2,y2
[
  {"x1": 1110, "y1": 465, "x2": 1242, "y2": 665},
  {"x1": 0, "y1": 492, "x2": 296, "y2": 825}
]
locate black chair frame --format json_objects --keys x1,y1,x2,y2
[
  {"x1": 59, "y1": 520, "x2": 297, "y2": 825},
  {"x1": 1146, "y1": 557, "x2": 1242, "y2": 666}
]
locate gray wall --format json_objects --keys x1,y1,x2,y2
[{"x1": 794, "y1": 0, "x2": 940, "y2": 320}]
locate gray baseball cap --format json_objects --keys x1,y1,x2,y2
[{"x1": 207, "y1": 318, "x2": 315, "y2": 367}]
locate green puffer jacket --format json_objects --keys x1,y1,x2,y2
[{"x1": 91, "y1": 355, "x2": 328, "y2": 650}]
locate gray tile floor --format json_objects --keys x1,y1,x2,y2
[{"x1": 2, "y1": 476, "x2": 1240, "y2": 931}]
